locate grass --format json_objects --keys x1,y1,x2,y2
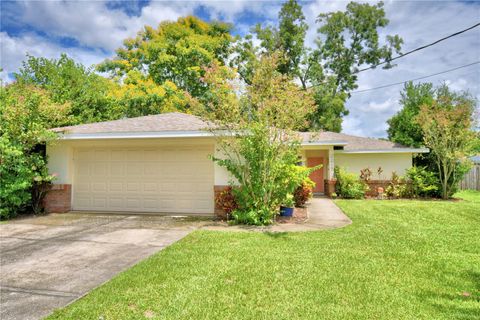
[{"x1": 48, "y1": 191, "x2": 480, "y2": 320}]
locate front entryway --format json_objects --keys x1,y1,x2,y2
[{"x1": 307, "y1": 157, "x2": 325, "y2": 193}]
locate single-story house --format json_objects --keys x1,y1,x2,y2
[{"x1": 45, "y1": 112, "x2": 428, "y2": 215}]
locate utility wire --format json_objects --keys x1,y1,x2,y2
[
  {"x1": 355, "y1": 22, "x2": 480, "y2": 74},
  {"x1": 350, "y1": 61, "x2": 480, "y2": 94}
]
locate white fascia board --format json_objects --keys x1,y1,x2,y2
[
  {"x1": 334, "y1": 148, "x2": 429, "y2": 154},
  {"x1": 301, "y1": 141, "x2": 348, "y2": 146},
  {"x1": 57, "y1": 130, "x2": 215, "y2": 140}
]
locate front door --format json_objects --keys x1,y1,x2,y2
[{"x1": 307, "y1": 157, "x2": 324, "y2": 193}]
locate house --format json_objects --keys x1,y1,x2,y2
[{"x1": 44, "y1": 112, "x2": 428, "y2": 215}]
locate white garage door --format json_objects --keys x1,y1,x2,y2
[{"x1": 72, "y1": 146, "x2": 214, "y2": 214}]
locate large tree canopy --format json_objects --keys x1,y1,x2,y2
[
  {"x1": 387, "y1": 82, "x2": 435, "y2": 148},
  {"x1": 14, "y1": 54, "x2": 113, "y2": 125},
  {"x1": 98, "y1": 16, "x2": 233, "y2": 104},
  {"x1": 231, "y1": 0, "x2": 403, "y2": 132}
]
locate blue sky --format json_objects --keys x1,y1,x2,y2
[{"x1": 1, "y1": 0, "x2": 479, "y2": 137}]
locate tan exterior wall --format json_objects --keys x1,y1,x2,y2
[{"x1": 334, "y1": 152, "x2": 413, "y2": 180}]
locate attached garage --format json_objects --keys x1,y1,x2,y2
[{"x1": 72, "y1": 146, "x2": 214, "y2": 214}]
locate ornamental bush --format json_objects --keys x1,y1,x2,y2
[
  {"x1": 404, "y1": 166, "x2": 438, "y2": 198},
  {"x1": 215, "y1": 186, "x2": 238, "y2": 218},
  {"x1": 334, "y1": 166, "x2": 369, "y2": 199},
  {"x1": 0, "y1": 84, "x2": 65, "y2": 219},
  {"x1": 205, "y1": 55, "x2": 316, "y2": 225},
  {"x1": 294, "y1": 178, "x2": 315, "y2": 207}
]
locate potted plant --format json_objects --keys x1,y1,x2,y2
[{"x1": 280, "y1": 194, "x2": 295, "y2": 217}]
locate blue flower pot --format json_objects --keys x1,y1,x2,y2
[{"x1": 280, "y1": 206, "x2": 294, "y2": 217}]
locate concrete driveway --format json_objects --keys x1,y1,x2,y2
[{"x1": 0, "y1": 212, "x2": 211, "y2": 320}]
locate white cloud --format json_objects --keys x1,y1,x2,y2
[
  {"x1": 0, "y1": 32, "x2": 110, "y2": 82},
  {"x1": 14, "y1": 1, "x2": 192, "y2": 51}
]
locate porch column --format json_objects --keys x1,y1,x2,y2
[
  {"x1": 325, "y1": 146, "x2": 336, "y2": 197},
  {"x1": 328, "y1": 146, "x2": 335, "y2": 179}
]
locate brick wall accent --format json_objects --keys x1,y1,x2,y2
[
  {"x1": 364, "y1": 180, "x2": 391, "y2": 197},
  {"x1": 213, "y1": 185, "x2": 229, "y2": 219},
  {"x1": 43, "y1": 184, "x2": 72, "y2": 213},
  {"x1": 324, "y1": 179, "x2": 394, "y2": 197},
  {"x1": 324, "y1": 179, "x2": 337, "y2": 197}
]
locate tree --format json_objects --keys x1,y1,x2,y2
[
  {"x1": 416, "y1": 86, "x2": 476, "y2": 199},
  {"x1": 0, "y1": 84, "x2": 69, "y2": 219},
  {"x1": 98, "y1": 16, "x2": 232, "y2": 106},
  {"x1": 15, "y1": 54, "x2": 113, "y2": 125},
  {"x1": 106, "y1": 70, "x2": 192, "y2": 118},
  {"x1": 231, "y1": 0, "x2": 402, "y2": 132},
  {"x1": 204, "y1": 55, "x2": 316, "y2": 225},
  {"x1": 387, "y1": 82, "x2": 435, "y2": 148}
]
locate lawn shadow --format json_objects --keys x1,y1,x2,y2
[
  {"x1": 264, "y1": 231, "x2": 289, "y2": 238},
  {"x1": 417, "y1": 270, "x2": 480, "y2": 319}
]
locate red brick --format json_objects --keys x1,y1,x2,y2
[{"x1": 43, "y1": 184, "x2": 72, "y2": 213}]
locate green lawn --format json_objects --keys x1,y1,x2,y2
[{"x1": 48, "y1": 191, "x2": 480, "y2": 320}]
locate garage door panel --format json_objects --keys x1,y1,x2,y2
[
  {"x1": 91, "y1": 182, "x2": 107, "y2": 192},
  {"x1": 110, "y1": 163, "x2": 125, "y2": 177},
  {"x1": 73, "y1": 146, "x2": 214, "y2": 214},
  {"x1": 109, "y1": 182, "x2": 123, "y2": 192},
  {"x1": 126, "y1": 163, "x2": 143, "y2": 176},
  {"x1": 108, "y1": 197, "x2": 124, "y2": 208}
]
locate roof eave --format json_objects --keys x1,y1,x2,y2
[
  {"x1": 334, "y1": 148, "x2": 429, "y2": 154},
  {"x1": 56, "y1": 130, "x2": 214, "y2": 140},
  {"x1": 301, "y1": 141, "x2": 348, "y2": 146}
]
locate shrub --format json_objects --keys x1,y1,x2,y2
[
  {"x1": 385, "y1": 172, "x2": 407, "y2": 198},
  {"x1": 231, "y1": 208, "x2": 271, "y2": 226},
  {"x1": 334, "y1": 166, "x2": 369, "y2": 199},
  {"x1": 360, "y1": 167, "x2": 373, "y2": 181},
  {"x1": 0, "y1": 84, "x2": 66, "y2": 219},
  {"x1": 282, "y1": 194, "x2": 295, "y2": 208},
  {"x1": 293, "y1": 178, "x2": 315, "y2": 207},
  {"x1": 215, "y1": 186, "x2": 238, "y2": 217},
  {"x1": 404, "y1": 166, "x2": 438, "y2": 198}
]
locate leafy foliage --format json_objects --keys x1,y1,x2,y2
[
  {"x1": 404, "y1": 166, "x2": 438, "y2": 198},
  {"x1": 384, "y1": 172, "x2": 407, "y2": 199},
  {"x1": 293, "y1": 178, "x2": 315, "y2": 207},
  {"x1": 98, "y1": 16, "x2": 232, "y2": 106},
  {"x1": 207, "y1": 55, "x2": 316, "y2": 225},
  {"x1": 387, "y1": 82, "x2": 435, "y2": 148},
  {"x1": 215, "y1": 186, "x2": 238, "y2": 218},
  {"x1": 0, "y1": 84, "x2": 66, "y2": 219},
  {"x1": 232, "y1": 0, "x2": 402, "y2": 132},
  {"x1": 334, "y1": 166, "x2": 369, "y2": 199},
  {"x1": 107, "y1": 71, "x2": 191, "y2": 118},
  {"x1": 416, "y1": 85, "x2": 476, "y2": 199},
  {"x1": 15, "y1": 54, "x2": 113, "y2": 124}
]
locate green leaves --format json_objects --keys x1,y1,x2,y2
[
  {"x1": 15, "y1": 54, "x2": 113, "y2": 125},
  {"x1": 0, "y1": 85, "x2": 61, "y2": 218},
  {"x1": 209, "y1": 56, "x2": 316, "y2": 225},
  {"x1": 387, "y1": 82, "x2": 435, "y2": 148},
  {"x1": 231, "y1": 0, "x2": 403, "y2": 132},
  {"x1": 98, "y1": 16, "x2": 233, "y2": 106},
  {"x1": 416, "y1": 84, "x2": 476, "y2": 199}
]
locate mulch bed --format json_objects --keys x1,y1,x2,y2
[{"x1": 276, "y1": 207, "x2": 308, "y2": 224}]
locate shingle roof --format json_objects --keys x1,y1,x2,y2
[
  {"x1": 53, "y1": 112, "x2": 419, "y2": 151},
  {"x1": 52, "y1": 112, "x2": 211, "y2": 134},
  {"x1": 299, "y1": 131, "x2": 408, "y2": 151}
]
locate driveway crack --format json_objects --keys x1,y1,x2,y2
[{"x1": 0, "y1": 285, "x2": 79, "y2": 298}]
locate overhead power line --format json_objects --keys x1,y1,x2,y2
[
  {"x1": 350, "y1": 61, "x2": 480, "y2": 94},
  {"x1": 355, "y1": 22, "x2": 480, "y2": 74}
]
